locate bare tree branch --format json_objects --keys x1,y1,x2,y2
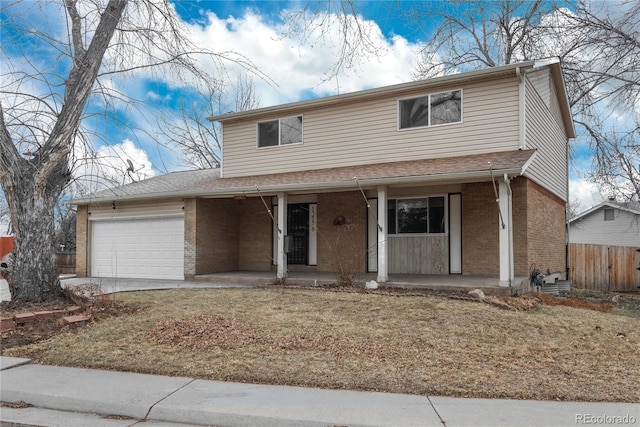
[{"x1": 408, "y1": 0, "x2": 639, "y2": 202}]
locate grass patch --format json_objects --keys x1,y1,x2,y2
[{"x1": 3, "y1": 287, "x2": 639, "y2": 402}]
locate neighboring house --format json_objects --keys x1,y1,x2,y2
[
  {"x1": 72, "y1": 58, "x2": 575, "y2": 287},
  {"x1": 569, "y1": 200, "x2": 640, "y2": 247}
]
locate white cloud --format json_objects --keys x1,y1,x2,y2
[
  {"x1": 569, "y1": 178, "x2": 604, "y2": 212},
  {"x1": 183, "y1": 10, "x2": 421, "y2": 107},
  {"x1": 72, "y1": 139, "x2": 156, "y2": 196}
]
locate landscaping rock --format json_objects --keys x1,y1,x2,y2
[
  {"x1": 62, "y1": 314, "x2": 90, "y2": 325},
  {"x1": 365, "y1": 280, "x2": 379, "y2": 290},
  {"x1": 468, "y1": 289, "x2": 485, "y2": 300}
]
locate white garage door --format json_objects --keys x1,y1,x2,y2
[{"x1": 91, "y1": 216, "x2": 184, "y2": 280}]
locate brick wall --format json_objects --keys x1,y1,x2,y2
[
  {"x1": 524, "y1": 179, "x2": 566, "y2": 276},
  {"x1": 238, "y1": 198, "x2": 273, "y2": 271},
  {"x1": 75, "y1": 205, "x2": 88, "y2": 277},
  {"x1": 185, "y1": 197, "x2": 242, "y2": 277},
  {"x1": 184, "y1": 198, "x2": 197, "y2": 278},
  {"x1": 511, "y1": 178, "x2": 529, "y2": 276},
  {"x1": 462, "y1": 178, "x2": 566, "y2": 278},
  {"x1": 461, "y1": 182, "x2": 500, "y2": 275},
  {"x1": 195, "y1": 198, "x2": 239, "y2": 274},
  {"x1": 316, "y1": 191, "x2": 367, "y2": 273}
]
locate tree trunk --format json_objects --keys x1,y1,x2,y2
[
  {"x1": 0, "y1": 0, "x2": 127, "y2": 302},
  {"x1": 3, "y1": 168, "x2": 65, "y2": 302}
]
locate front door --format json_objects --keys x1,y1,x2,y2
[{"x1": 287, "y1": 203, "x2": 309, "y2": 264}]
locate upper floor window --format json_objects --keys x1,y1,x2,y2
[
  {"x1": 399, "y1": 90, "x2": 462, "y2": 129},
  {"x1": 604, "y1": 208, "x2": 615, "y2": 221},
  {"x1": 388, "y1": 196, "x2": 446, "y2": 235},
  {"x1": 258, "y1": 116, "x2": 303, "y2": 147}
]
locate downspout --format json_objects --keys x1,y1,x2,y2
[
  {"x1": 516, "y1": 66, "x2": 526, "y2": 150},
  {"x1": 566, "y1": 127, "x2": 571, "y2": 282}
]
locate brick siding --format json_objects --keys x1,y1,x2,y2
[
  {"x1": 523, "y1": 178, "x2": 566, "y2": 276},
  {"x1": 238, "y1": 198, "x2": 272, "y2": 271},
  {"x1": 461, "y1": 182, "x2": 500, "y2": 275},
  {"x1": 316, "y1": 191, "x2": 367, "y2": 274},
  {"x1": 462, "y1": 177, "x2": 566, "y2": 278},
  {"x1": 183, "y1": 198, "x2": 196, "y2": 278},
  {"x1": 195, "y1": 198, "x2": 239, "y2": 274}
]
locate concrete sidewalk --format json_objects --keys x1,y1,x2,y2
[{"x1": 1, "y1": 357, "x2": 637, "y2": 427}]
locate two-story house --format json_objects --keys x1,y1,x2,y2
[{"x1": 73, "y1": 58, "x2": 575, "y2": 289}]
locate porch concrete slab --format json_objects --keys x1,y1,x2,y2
[
  {"x1": 194, "y1": 271, "x2": 524, "y2": 295},
  {"x1": 429, "y1": 396, "x2": 640, "y2": 427},
  {"x1": 195, "y1": 271, "x2": 344, "y2": 287},
  {"x1": 0, "y1": 356, "x2": 31, "y2": 370},
  {"x1": 149, "y1": 379, "x2": 440, "y2": 427},
  {"x1": 0, "y1": 363, "x2": 194, "y2": 420}
]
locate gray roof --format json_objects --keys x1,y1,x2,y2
[
  {"x1": 76, "y1": 168, "x2": 221, "y2": 202},
  {"x1": 70, "y1": 149, "x2": 537, "y2": 205},
  {"x1": 569, "y1": 200, "x2": 640, "y2": 222}
]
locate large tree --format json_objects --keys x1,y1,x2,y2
[
  {"x1": 158, "y1": 74, "x2": 262, "y2": 170},
  {"x1": 0, "y1": 0, "x2": 257, "y2": 301},
  {"x1": 410, "y1": 0, "x2": 639, "y2": 202}
]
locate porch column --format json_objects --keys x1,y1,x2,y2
[
  {"x1": 498, "y1": 178, "x2": 513, "y2": 286},
  {"x1": 276, "y1": 192, "x2": 288, "y2": 279},
  {"x1": 377, "y1": 186, "x2": 389, "y2": 282}
]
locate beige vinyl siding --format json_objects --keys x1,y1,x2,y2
[
  {"x1": 549, "y1": 82, "x2": 565, "y2": 132},
  {"x1": 526, "y1": 70, "x2": 551, "y2": 106},
  {"x1": 222, "y1": 78, "x2": 521, "y2": 178},
  {"x1": 523, "y1": 74, "x2": 568, "y2": 200},
  {"x1": 527, "y1": 69, "x2": 565, "y2": 135}
]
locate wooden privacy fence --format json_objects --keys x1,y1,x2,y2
[
  {"x1": 569, "y1": 243, "x2": 640, "y2": 292},
  {"x1": 55, "y1": 252, "x2": 76, "y2": 275}
]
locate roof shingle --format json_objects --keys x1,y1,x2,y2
[{"x1": 72, "y1": 149, "x2": 536, "y2": 204}]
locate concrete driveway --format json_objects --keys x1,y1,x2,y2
[{"x1": 0, "y1": 276, "x2": 256, "y2": 302}]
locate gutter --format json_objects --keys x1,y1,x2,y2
[
  {"x1": 68, "y1": 166, "x2": 527, "y2": 205},
  {"x1": 516, "y1": 66, "x2": 526, "y2": 150}
]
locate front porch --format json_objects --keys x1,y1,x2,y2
[{"x1": 192, "y1": 271, "x2": 529, "y2": 296}]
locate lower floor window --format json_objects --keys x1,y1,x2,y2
[{"x1": 388, "y1": 196, "x2": 445, "y2": 234}]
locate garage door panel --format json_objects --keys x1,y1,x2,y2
[{"x1": 91, "y1": 217, "x2": 184, "y2": 280}]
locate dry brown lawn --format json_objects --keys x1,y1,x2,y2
[{"x1": 2, "y1": 287, "x2": 639, "y2": 402}]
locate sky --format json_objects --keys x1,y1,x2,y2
[{"x1": 2, "y1": 0, "x2": 625, "y2": 233}]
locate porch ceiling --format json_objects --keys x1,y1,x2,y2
[{"x1": 71, "y1": 149, "x2": 536, "y2": 204}]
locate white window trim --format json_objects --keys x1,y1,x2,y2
[
  {"x1": 397, "y1": 89, "x2": 463, "y2": 131},
  {"x1": 256, "y1": 115, "x2": 304, "y2": 148},
  {"x1": 387, "y1": 194, "x2": 449, "y2": 236}
]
